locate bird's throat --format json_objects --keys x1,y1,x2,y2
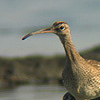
[{"x1": 59, "y1": 34, "x2": 82, "y2": 64}]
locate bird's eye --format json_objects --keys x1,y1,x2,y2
[
  {"x1": 55, "y1": 26, "x2": 65, "y2": 32},
  {"x1": 59, "y1": 26, "x2": 64, "y2": 30}
]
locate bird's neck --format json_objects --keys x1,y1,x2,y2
[{"x1": 59, "y1": 34, "x2": 84, "y2": 64}]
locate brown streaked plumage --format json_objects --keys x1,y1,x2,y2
[{"x1": 22, "y1": 21, "x2": 100, "y2": 100}]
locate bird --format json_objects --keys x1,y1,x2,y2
[{"x1": 22, "y1": 21, "x2": 100, "y2": 100}]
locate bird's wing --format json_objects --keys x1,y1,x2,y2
[
  {"x1": 86, "y1": 60, "x2": 100, "y2": 91},
  {"x1": 87, "y1": 60, "x2": 100, "y2": 70}
]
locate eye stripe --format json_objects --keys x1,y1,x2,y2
[
  {"x1": 53, "y1": 21, "x2": 67, "y2": 27},
  {"x1": 55, "y1": 28, "x2": 61, "y2": 32}
]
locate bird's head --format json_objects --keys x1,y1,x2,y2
[{"x1": 22, "y1": 21, "x2": 71, "y2": 40}]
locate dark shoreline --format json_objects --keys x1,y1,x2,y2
[{"x1": 0, "y1": 45, "x2": 100, "y2": 88}]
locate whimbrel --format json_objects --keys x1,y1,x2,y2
[{"x1": 22, "y1": 21, "x2": 100, "y2": 100}]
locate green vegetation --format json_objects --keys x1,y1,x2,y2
[
  {"x1": 80, "y1": 45, "x2": 100, "y2": 61},
  {"x1": 0, "y1": 45, "x2": 100, "y2": 88}
]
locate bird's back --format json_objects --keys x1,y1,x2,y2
[{"x1": 87, "y1": 60, "x2": 100, "y2": 70}]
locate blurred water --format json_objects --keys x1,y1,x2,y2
[
  {"x1": 0, "y1": 28, "x2": 99, "y2": 57},
  {"x1": 0, "y1": 84, "x2": 66, "y2": 100},
  {"x1": 0, "y1": 0, "x2": 100, "y2": 57}
]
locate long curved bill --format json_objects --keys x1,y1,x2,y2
[{"x1": 22, "y1": 27, "x2": 53, "y2": 40}]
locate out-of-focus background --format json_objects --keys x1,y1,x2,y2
[{"x1": 0, "y1": 0, "x2": 100, "y2": 100}]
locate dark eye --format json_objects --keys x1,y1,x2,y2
[
  {"x1": 60, "y1": 26, "x2": 64, "y2": 30},
  {"x1": 55, "y1": 26, "x2": 65, "y2": 32}
]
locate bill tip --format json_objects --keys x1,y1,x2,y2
[
  {"x1": 21, "y1": 33, "x2": 32, "y2": 40},
  {"x1": 22, "y1": 37, "x2": 26, "y2": 40}
]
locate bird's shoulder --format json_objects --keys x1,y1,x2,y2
[
  {"x1": 85, "y1": 60, "x2": 100, "y2": 94},
  {"x1": 87, "y1": 59, "x2": 100, "y2": 70}
]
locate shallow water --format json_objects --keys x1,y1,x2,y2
[{"x1": 0, "y1": 84, "x2": 66, "y2": 100}]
